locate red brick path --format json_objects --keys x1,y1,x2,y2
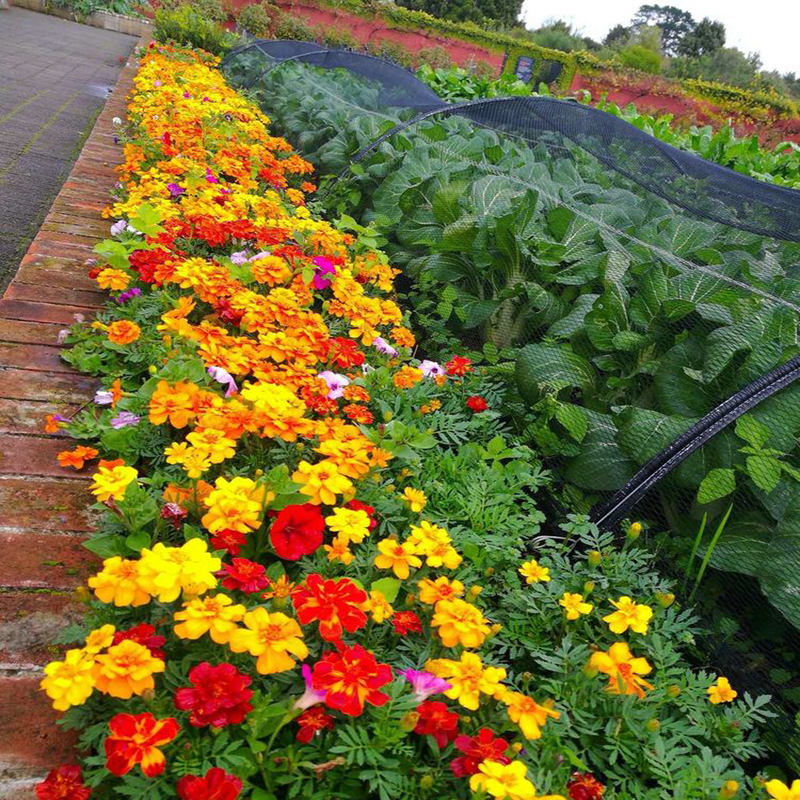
[{"x1": 0, "y1": 37, "x2": 145, "y2": 798}]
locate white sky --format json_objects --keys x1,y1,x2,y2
[{"x1": 520, "y1": 0, "x2": 800, "y2": 75}]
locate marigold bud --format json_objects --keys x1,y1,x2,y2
[
  {"x1": 460, "y1": 716, "x2": 472, "y2": 725},
  {"x1": 667, "y1": 685, "x2": 681, "y2": 698},
  {"x1": 583, "y1": 581, "x2": 595, "y2": 594},
  {"x1": 272, "y1": 595, "x2": 288, "y2": 610},
  {"x1": 386, "y1": 484, "x2": 395, "y2": 492},
  {"x1": 587, "y1": 550, "x2": 601, "y2": 567},
  {"x1": 521, "y1": 672, "x2": 532, "y2": 682},
  {"x1": 510, "y1": 742, "x2": 523, "y2": 754},
  {"x1": 405, "y1": 593, "x2": 416, "y2": 607},
  {"x1": 254, "y1": 469, "x2": 264, "y2": 476},
  {"x1": 468, "y1": 585, "x2": 483, "y2": 599},
  {"x1": 75, "y1": 585, "x2": 91, "y2": 604},
  {"x1": 296, "y1": 443, "x2": 304, "y2": 451},
  {"x1": 656, "y1": 592, "x2": 675, "y2": 608},
  {"x1": 627, "y1": 521, "x2": 642, "y2": 540},
  {"x1": 148, "y1": 365, "x2": 158, "y2": 375},
  {"x1": 646, "y1": 718, "x2": 660, "y2": 732},
  {"x1": 719, "y1": 780, "x2": 739, "y2": 799},
  {"x1": 419, "y1": 775, "x2": 434, "y2": 791},
  {"x1": 399, "y1": 711, "x2": 420, "y2": 732},
  {"x1": 490, "y1": 623, "x2": 502, "y2": 635},
  {"x1": 583, "y1": 663, "x2": 599, "y2": 679},
  {"x1": 543, "y1": 698, "x2": 557, "y2": 710},
  {"x1": 484, "y1": 567, "x2": 495, "y2": 577},
  {"x1": 383, "y1": 410, "x2": 393, "y2": 422}
]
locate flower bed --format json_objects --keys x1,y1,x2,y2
[{"x1": 34, "y1": 43, "x2": 796, "y2": 800}]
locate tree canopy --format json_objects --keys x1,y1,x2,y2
[
  {"x1": 395, "y1": 0, "x2": 523, "y2": 27},
  {"x1": 632, "y1": 4, "x2": 694, "y2": 55}
]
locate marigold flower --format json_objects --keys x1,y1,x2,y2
[
  {"x1": 765, "y1": 779, "x2": 800, "y2": 800},
  {"x1": 84, "y1": 623, "x2": 115, "y2": 654},
  {"x1": 450, "y1": 728, "x2": 511, "y2": 777},
  {"x1": 519, "y1": 559, "x2": 551, "y2": 584},
  {"x1": 174, "y1": 662, "x2": 253, "y2": 727},
  {"x1": 177, "y1": 768, "x2": 243, "y2": 800},
  {"x1": 41, "y1": 649, "x2": 96, "y2": 711},
  {"x1": 220, "y1": 558, "x2": 268, "y2": 593},
  {"x1": 414, "y1": 700, "x2": 459, "y2": 748},
  {"x1": 149, "y1": 380, "x2": 197, "y2": 428},
  {"x1": 202, "y1": 475, "x2": 268, "y2": 534},
  {"x1": 211, "y1": 528, "x2": 248, "y2": 556},
  {"x1": 469, "y1": 760, "x2": 543, "y2": 800},
  {"x1": 96, "y1": 268, "x2": 131, "y2": 291},
  {"x1": 312, "y1": 644, "x2": 393, "y2": 716},
  {"x1": 374, "y1": 537, "x2": 422, "y2": 579},
  {"x1": 589, "y1": 642, "x2": 653, "y2": 699},
  {"x1": 502, "y1": 690, "x2": 560, "y2": 739},
  {"x1": 292, "y1": 573, "x2": 367, "y2": 641},
  {"x1": 88, "y1": 556, "x2": 150, "y2": 607},
  {"x1": 262, "y1": 574, "x2": 296, "y2": 604},
  {"x1": 324, "y1": 534, "x2": 355, "y2": 565},
  {"x1": 112, "y1": 623, "x2": 165, "y2": 659},
  {"x1": 707, "y1": 676, "x2": 738, "y2": 704},
  {"x1": 426, "y1": 652, "x2": 506, "y2": 710},
  {"x1": 466, "y1": 395, "x2": 488, "y2": 413},
  {"x1": 445, "y1": 355, "x2": 473, "y2": 376},
  {"x1": 361, "y1": 590, "x2": 394, "y2": 623},
  {"x1": 174, "y1": 593, "x2": 246, "y2": 644},
  {"x1": 393, "y1": 365, "x2": 423, "y2": 389},
  {"x1": 228, "y1": 607, "x2": 308, "y2": 674},
  {"x1": 295, "y1": 706, "x2": 335, "y2": 744},
  {"x1": 292, "y1": 460, "x2": 353, "y2": 505},
  {"x1": 137, "y1": 539, "x2": 220, "y2": 602},
  {"x1": 393, "y1": 610, "x2": 423, "y2": 635},
  {"x1": 431, "y1": 597, "x2": 491, "y2": 649},
  {"x1": 187, "y1": 428, "x2": 237, "y2": 464},
  {"x1": 90, "y1": 462, "x2": 138, "y2": 502},
  {"x1": 104, "y1": 712, "x2": 180, "y2": 777},
  {"x1": 560, "y1": 592, "x2": 593, "y2": 620},
  {"x1": 567, "y1": 771, "x2": 605, "y2": 800},
  {"x1": 325, "y1": 506, "x2": 371, "y2": 543},
  {"x1": 57, "y1": 445, "x2": 98, "y2": 470},
  {"x1": 44, "y1": 413, "x2": 68, "y2": 434},
  {"x1": 93, "y1": 639, "x2": 165, "y2": 699},
  {"x1": 402, "y1": 487, "x2": 427, "y2": 512},
  {"x1": 603, "y1": 596, "x2": 653, "y2": 635},
  {"x1": 35, "y1": 765, "x2": 91, "y2": 800},
  {"x1": 106, "y1": 319, "x2": 141, "y2": 345},
  {"x1": 418, "y1": 575, "x2": 465, "y2": 605}
]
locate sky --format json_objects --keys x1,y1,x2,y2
[{"x1": 520, "y1": 0, "x2": 800, "y2": 75}]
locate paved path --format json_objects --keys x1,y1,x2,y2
[
  {"x1": 0, "y1": 7, "x2": 137, "y2": 292},
  {"x1": 0, "y1": 23, "x2": 143, "y2": 797}
]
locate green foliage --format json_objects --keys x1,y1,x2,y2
[
  {"x1": 235, "y1": 0, "x2": 276, "y2": 35},
  {"x1": 632, "y1": 4, "x2": 695, "y2": 56},
  {"x1": 45, "y1": 0, "x2": 141, "y2": 21},
  {"x1": 394, "y1": 0, "x2": 522, "y2": 28},
  {"x1": 618, "y1": 43, "x2": 662, "y2": 74},
  {"x1": 416, "y1": 63, "x2": 533, "y2": 101},
  {"x1": 153, "y1": 5, "x2": 237, "y2": 54},
  {"x1": 677, "y1": 17, "x2": 725, "y2": 58}
]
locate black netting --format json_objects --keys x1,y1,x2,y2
[{"x1": 222, "y1": 44, "x2": 800, "y2": 768}]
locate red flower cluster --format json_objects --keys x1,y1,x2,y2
[
  {"x1": 270, "y1": 504, "x2": 324, "y2": 560},
  {"x1": 35, "y1": 765, "x2": 91, "y2": 800},
  {"x1": 450, "y1": 728, "x2": 511, "y2": 777},
  {"x1": 292, "y1": 574, "x2": 368, "y2": 641},
  {"x1": 112, "y1": 623, "x2": 165, "y2": 659},
  {"x1": 466, "y1": 395, "x2": 488, "y2": 413},
  {"x1": 414, "y1": 701, "x2": 459, "y2": 748},
  {"x1": 295, "y1": 706, "x2": 335, "y2": 743},
  {"x1": 346, "y1": 498, "x2": 378, "y2": 531},
  {"x1": 210, "y1": 528, "x2": 248, "y2": 556},
  {"x1": 177, "y1": 767, "x2": 243, "y2": 800},
  {"x1": 104, "y1": 712, "x2": 180, "y2": 777},
  {"x1": 328, "y1": 337, "x2": 365, "y2": 368},
  {"x1": 568, "y1": 772, "x2": 606, "y2": 800},
  {"x1": 446, "y1": 356, "x2": 473, "y2": 377},
  {"x1": 174, "y1": 662, "x2": 253, "y2": 728},
  {"x1": 392, "y1": 610, "x2": 422, "y2": 635},
  {"x1": 312, "y1": 644, "x2": 393, "y2": 716},
  {"x1": 220, "y1": 558, "x2": 268, "y2": 593}
]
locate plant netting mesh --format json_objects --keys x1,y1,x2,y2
[{"x1": 222, "y1": 44, "x2": 800, "y2": 767}]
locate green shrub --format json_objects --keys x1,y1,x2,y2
[
  {"x1": 153, "y1": 5, "x2": 237, "y2": 54},
  {"x1": 271, "y1": 9, "x2": 315, "y2": 41},
  {"x1": 619, "y1": 43, "x2": 662, "y2": 74},
  {"x1": 417, "y1": 44, "x2": 454, "y2": 69},
  {"x1": 236, "y1": 0, "x2": 277, "y2": 36},
  {"x1": 316, "y1": 24, "x2": 359, "y2": 50},
  {"x1": 159, "y1": 0, "x2": 228, "y2": 21},
  {"x1": 365, "y1": 37, "x2": 415, "y2": 68}
]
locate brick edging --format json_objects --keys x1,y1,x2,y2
[{"x1": 0, "y1": 36, "x2": 148, "y2": 798}]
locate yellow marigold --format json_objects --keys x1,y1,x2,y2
[
  {"x1": 393, "y1": 365, "x2": 423, "y2": 389},
  {"x1": 417, "y1": 576, "x2": 465, "y2": 605},
  {"x1": 502, "y1": 690, "x2": 560, "y2": 739},
  {"x1": 325, "y1": 507, "x2": 371, "y2": 544},
  {"x1": 88, "y1": 556, "x2": 150, "y2": 607},
  {"x1": 107, "y1": 319, "x2": 141, "y2": 345},
  {"x1": 402, "y1": 487, "x2": 426, "y2": 512},
  {"x1": 360, "y1": 590, "x2": 394, "y2": 623},
  {"x1": 374, "y1": 537, "x2": 422, "y2": 579},
  {"x1": 431, "y1": 597, "x2": 491, "y2": 649},
  {"x1": 93, "y1": 639, "x2": 165, "y2": 699},
  {"x1": 186, "y1": 428, "x2": 237, "y2": 464},
  {"x1": 83, "y1": 624, "x2": 115, "y2": 654},
  {"x1": 41, "y1": 649, "x2": 96, "y2": 711},
  {"x1": 469, "y1": 760, "x2": 555, "y2": 800},
  {"x1": 174, "y1": 593, "x2": 246, "y2": 644},
  {"x1": 228, "y1": 608, "x2": 308, "y2": 674},
  {"x1": 96, "y1": 268, "x2": 130, "y2": 291},
  {"x1": 707, "y1": 676, "x2": 738, "y2": 704},
  {"x1": 201, "y1": 475, "x2": 268, "y2": 534},
  {"x1": 250, "y1": 254, "x2": 291, "y2": 285},
  {"x1": 323, "y1": 534, "x2": 355, "y2": 565},
  {"x1": 426, "y1": 651, "x2": 506, "y2": 710},
  {"x1": 766, "y1": 779, "x2": 800, "y2": 800},
  {"x1": 559, "y1": 592, "x2": 593, "y2": 620},
  {"x1": 90, "y1": 462, "x2": 138, "y2": 502},
  {"x1": 589, "y1": 642, "x2": 653, "y2": 699},
  {"x1": 137, "y1": 539, "x2": 221, "y2": 603},
  {"x1": 181, "y1": 447, "x2": 213, "y2": 479},
  {"x1": 292, "y1": 460, "x2": 353, "y2": 505},
  {"x1": 603, "y1": 596, "x2": 653, "y2": 635},
  {"x1": 410, "y1": 522, "x2": 462, "y2": 570},
  {"x1": 519, "y1": 559, "x2": 551, "y2": 584},
  {"x1": 149, "y1": 380, "x2": 197, "y2": 428}
]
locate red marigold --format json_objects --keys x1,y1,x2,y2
[
  {"x1": 220, "y1": 558, "x2": 268, "y2": 593},
  {"x1": 292, "y1": 574, "x2": 367, "y2": 641},
  {"x1": 343, "y1": 403, "x2": 374, "y2": 424},
  {"x1": 174, "y1": 662, "x2": 253, "y2": 728},
  {"x1": 271, "y1": 504, "x2": 325, "y2": 560},
  {"x1": 177, "y1": 767, "x2": 243, "y2": 800},
  {"x1": 210, "y1": 529, "x2": 248, "y2": 556},
  {"x1": 112, "y1": 623, "x2": 166, "y2": 660},
  {"x1": 568, "y1": 772, "x2": 606, "y2": 800},
  {"x1": 295, "y1": 706, "x2": 335, "y2": 743},
  {"x1": 466, "y1": 395, "x2": 488, "y2": 413},
  {"x1": 312, "y1": 644, "x2": 393, "y2": 716},
  {"x1": 328, "y1": 337, "x2": 365, "y2": 368},
  {"x1": 450, "y1": 727, "x2": 511, "y2": 777},
  {"x1": 104, "y1": 712, "x2": 180, "y2": 777},
  {"x1": 346, "y1": 499, "x2": 377, "y2": 531},
  {"x1": 445, "y1": 356, "x2": 473, "y2": 376},
  {"x1": 392, "y1": 610, "x2": 422, "y2": 635},
  {"x1": 413, "y1": 701, "x2": 459, "y2": 748},
  {"x1": 35, "y1": 765, "x2": 91, "y2": 800}
]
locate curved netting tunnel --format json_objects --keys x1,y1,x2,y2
[{"x1": 222, "y1": 44, "x2": 800, "y2": 768}]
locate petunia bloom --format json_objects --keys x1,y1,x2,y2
[
  {"x1": 317, "y1": 370, "x2": 350, "y2": 399},
  {"x1": 400, "y1": 669, "x2": 451, "y2": 702},
  {"x1": 270, "y1": 504, "x2": 325, "y2": 560},
  {"x1": 372, "y1": 336, "x2": 398, "y2": 357},
  {"x1": 104, "y1": 712, "x2": 180, "y2": 777},
  {"x1": 293, "y1": 663, "x2": 327, "y2": 710},
  {"x1": 110, "y1": 411, "x2": 140, "y2": 429}
]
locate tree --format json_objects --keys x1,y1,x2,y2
[
  {"x1": 678, "y1": 17, "x2": 725, "y2": 57},
  {"x1": 395, "y1": 0, "x2": 523, "y2": 27},
  {"x1": 667, "y1": 47, "x2": 762, "y2": 88},
  {"x1": 604, "y1": 23, "x2": 631, "y2": 48},
  {"x1": 632, "y1": 4, "x2": 695, "y2": 55}
]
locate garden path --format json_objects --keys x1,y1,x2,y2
[
  {"x1": 0, "y1": 27, "x2": 142, "y2": 798},
  {"x1": 0, "y1": 6, "x2": 137, "y2": 292}
]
